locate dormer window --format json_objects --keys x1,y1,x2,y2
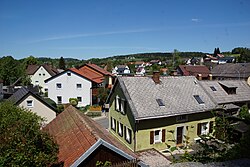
[
  {"x1": 193, "y1": 95, "x2": 204, "y2": 104},
  {"x1": 156, "y1": 98, "x2": 165, "y2": 107},
  {"x1": 219, "y1": 82, "x2": 237, "y2": 95}
]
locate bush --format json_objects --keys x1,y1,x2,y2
[
  {"x1": 69, "y1": 98, "x2": 78, "y2": 107},
  {"x1": 57, "y1": 104, "x2": 64, "y2": 114}
]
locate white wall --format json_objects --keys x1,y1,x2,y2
[
  {"x1": 19, "y1": 95, "x2": 56, "y2": 124},
  {"x1": 46, "y1": 71, "x2": 92, "y2": 107},
  {"x1": 30, "y1": 66, "x2": 52, "y2": 92}
]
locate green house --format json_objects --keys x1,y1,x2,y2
[{"x1": 107, "y1": 74, "x2": 217, "y2": 152}]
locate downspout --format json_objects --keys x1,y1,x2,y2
[{"x1": 134, "y1": 120, "x2": 139, "y2": 152}]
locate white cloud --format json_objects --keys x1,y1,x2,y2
[
  {"x1": 191, "y1": 18, "x2": 200, "y2": 22},
  {"x1": 31, "y1": 28, "x2": 160, "y2": 43}
]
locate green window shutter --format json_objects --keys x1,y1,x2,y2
[
  {"x1": 197, "y1": 123, "x2": 201, "y2": 136},
  {"x1": 209, "y1": 121, "x2": 214, "y2": 133},
  {"x1": 162, "y1": 129, "x2": 166, "y2": 142},
  {"x1": 150, "y1": 131, "x2": 154, "y2": 144}
]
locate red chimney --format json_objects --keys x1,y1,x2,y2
[{"x1": 152, "y1": 71, "x2": 160, "y2": 84}]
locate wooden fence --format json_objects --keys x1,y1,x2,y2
[{"x1": 108, "y1": 159, "x2": 139, "y2": 167}]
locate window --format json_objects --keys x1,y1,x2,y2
[
  {"x1": 43, "y1": 73, "x2": 45, "y2": 76},
  {"x1": 197, "y1": 122, "x2": 209, "y2": 135},
  {"x1": 39, "y1": 73, "x2": 41, "y2": 76},
  {"x1": 210, "y1": 86, "x2": 217, "y2": 91},
  {"x1": 124, "y1": 126, "x2": 132, "y2": 144},
  {"x1": 76, "y1": 83, "x2": 82, "y2": 89},
  {"x1": 77, "y1": 97, "x2": 82, "y2": 102},
  {"x1": 57, "y1": 96, "x2": 62, "y2": 104},
  {"x1": 193, "y1": 95, "x2": 204, "y2": 104},
  {"x1": 118, "y1": 122, "x2": 123, "y2": 137},
  {"x1": 35, "y1": 81, "x2": 39, "y2": 85},
  {"x1": 150, "y1": 129, "x2": 165, "y2": 144},
  {"x1": 156, "y1": 98, "x2": 165, "y2": 106},
  {"x1": 56, "y1": 83, "x2": 62, "y2": 89},
  {"x1": 176, "y1": 115, "x2": 188, "y2": 122},
  {"x1": 154, "y1": 130, "x2": 161, "y2": 143},
  {"x1": 111, "y1": 117, "x2": 116, "y2": 131},
  {"x1": 115, "y1": 96, "x2": 127, "y2": 114},
  {"x1": 67, "y1": 72, "x2": 71, "y2": 76},
  {"x1": 26, "y1": 100, "x2": 33, "y2": 107}
]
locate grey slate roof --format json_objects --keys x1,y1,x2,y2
[
  {"x1": 8, "y1": 87, "x2": 30, "y2": 104},
  {"x1": 211, "y1": 63, "x2": 250, "y2": 79},
  {"x1": 199, "y1": 80, "x2": 250, "y2": 104},
  {"x1": 118, "y1": 76, "x2": 216, "y2": 120}
]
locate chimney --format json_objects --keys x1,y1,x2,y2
[
  {"x1": 152, "y1": 71, "x2": 160, "y2": 84},
  {"x1": 197, "y1": 74, "x2": 202, "y2": 80},
  {"x1": 209, "y1": 74, "x2": 213, "y2": 80}
]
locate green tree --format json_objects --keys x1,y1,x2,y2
[
  {"x1": 239, "y1": 105, "x2": 250, "y2": 122},
  {"x1": 0, "y1": 56, "x2": 23, "y2": 85},
  {"x1": 97, "y1": 88, "x2": 109, "y2": 106},
  {"x1": 0, "y1": 102, "x2": 59, "y2": 166},
  {"x1": 23, "y1": 56, "x2": 38, "y2": 68},
  {"x1": 59, "y1": 56, "x2": 66, "y2": 70}
]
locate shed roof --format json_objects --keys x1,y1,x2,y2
[
  {"x1": 211, "y1": 63, "x2": 250, "y2": 78},
  {"x1": 113, "y1": 76, "x2": 216, "y2": 120}
]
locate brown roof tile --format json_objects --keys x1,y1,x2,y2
[
  {"x1": 44, "y1": 106, "x2": 137, "y2": 166},
  {"x1": 178, "y1": 65, "x2": 210, "y2": 77},
  {"x1": 81, "y1": 63, "x2": 113, "y2": 76}
]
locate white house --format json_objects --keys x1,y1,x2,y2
[
  {"x1": 8, "y1": 87, "x2": 57, "y2": 124},
  {"x1": 26, "y1": 64, "x2": 58, "y2": 92},
  {"x1": 112, "y1": 65, "x2": 131, "y2": 76},
  {"x1": 45, "y1": 68, "x2": 101, "y2": 107}
]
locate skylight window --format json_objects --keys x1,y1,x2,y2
[
  {"x1": 193, "y1": 95, "x2": 204, "y2": 104},
  {"x1": 156, "y1": 99, "x2": 165, "y2": 106},
  {"x1": 210, "y1": 86, "x2": 217, "y2": 91}
]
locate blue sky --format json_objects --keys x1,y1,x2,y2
[{"x1": 1, "y1": 0, "x2": 250, "y2": 60}]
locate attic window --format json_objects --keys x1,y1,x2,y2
[
  {"x1": 210, "y1": 86, "x2": 217, "y2": 91},
  {"x1": 193, "y1": 95, "x2": 204, "y2": 104},
  {"x1": 67, "y1": 72, "x2": 71, "y2": 76},
  {"x1": 156, "y1": 99, "x2": 165, "y2": 106}
]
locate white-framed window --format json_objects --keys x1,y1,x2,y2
[
  {"x1": 77, "y1": 96, "x2": 82, "y2": 102},
  {"x1": 154, "y1": 130, "x2": 162, "y2": 143},
  {"x1": 67, "y1": 72, "x2": 71, "y2": 76},
  {"x1": 111, "y1": 117, "x2": 116, "y2": 131},
  {"x1": 56, "y1": 83, "x2": 62, "y2": 89},
  {"x1": 26, "y1": 100, "x2": 33, "y2": 107},
  {"x1": 76, "y1": 83, "x2": 82, "y2": 89},
  {"x1": 118, "y1": 122, "x2": 123, "y2": 137},
  {"x1": 125, "y1": 126, "x2": 132, "y2": 144},
  {"x1": 197, "y1": 122, "x2": 209, "y2": 135},
  {"x1": 57, "y1": 96, "x2": 62, "y2": 104},
  {"x1": 115, "y1": 95, "x2": 127, "y2": 114},
  {"x1": 43, "y1": 73, "x2": 45, "y2": 76}
]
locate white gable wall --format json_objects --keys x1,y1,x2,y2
[
  {"x1": 47, "y1": 71, "x2": 92, "y2": 107},
  {"x1": 18, "y1": 95, "x2": 56, "y2": 124},
  {"x1": 30, "y1": 66, "x2": 52, "y2": 92}
]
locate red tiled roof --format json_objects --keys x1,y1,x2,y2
[
  {"x1": 83, "y1": 63, "x2": 113, "y2": 76},
  {"x1": 178, "y1": 65, "x2": 210, "y2": 77},
  {"x1": 43, "y1": 106, "x2": 137, "y2": 166},
  {"x1": 70, "y1": 68, "x2": 103, "y2": 84}
]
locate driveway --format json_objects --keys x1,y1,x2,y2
[{"x1": 92, "y1": 113, "x2": 109, "y2": 129}]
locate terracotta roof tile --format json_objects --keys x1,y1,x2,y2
[
  {"x1": 44, "y1": 106, "x2": 137, "y2": 166},
  {"x1": 69, "y1": 68, "x2": 103, "y2": 84},
  {"x1": 83, "y1": 63, "x2": 113, "y2": 76}
]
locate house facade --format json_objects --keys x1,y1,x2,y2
[
  {"x1": 112, "y1": 65, "x2": 131, "y2": 76},
  {"x1": 45, "y1": 69, "x2": 95, "y2": 107},
  {"x1": 8, "y1": 87, "x2": 56, "y2": 124},
  {"x1": 107, "y1": 75, "x2": 216, "y2": 152},
  {"x1": 26, "y1": 64, "x2": 58, "y2": 92}
]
